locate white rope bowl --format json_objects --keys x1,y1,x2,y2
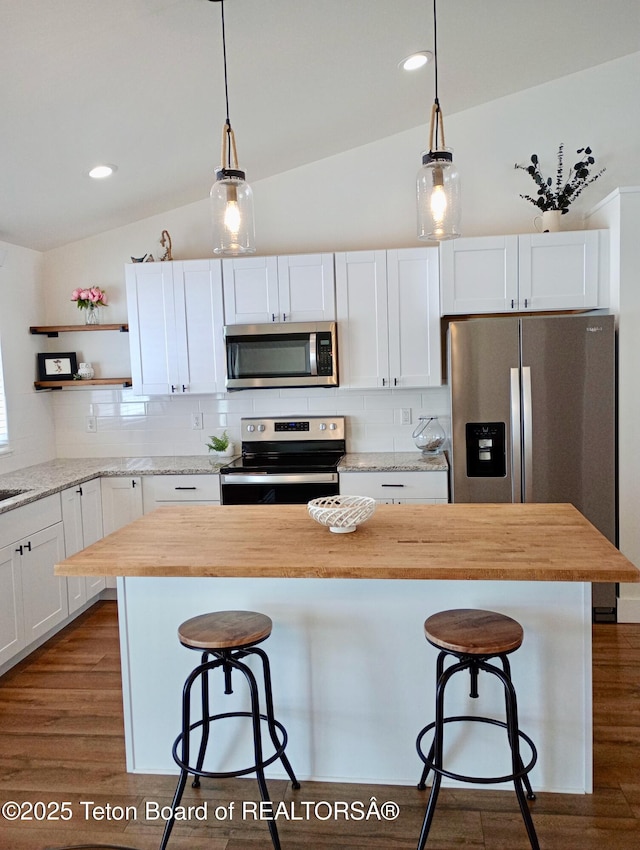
[{"x1": 307, "y1": 495, "x2": 376, "y2": 533}]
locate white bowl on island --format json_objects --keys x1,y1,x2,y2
[{"x1": 307, "y1": 495, "x2": 376, "y2": 533}]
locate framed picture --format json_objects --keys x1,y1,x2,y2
[{"x1": 37, "y1": 352, "x2": 78, "y2": 381}]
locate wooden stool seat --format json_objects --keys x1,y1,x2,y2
[
  {"x1": 424, "y1": 608, "x2": 523, "y2": 656},
  {"x1": 178, "y1": 610, "x2": 272, "y2": 650}
]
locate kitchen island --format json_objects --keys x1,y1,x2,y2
[{"x1": 56, "y1": 503, "x2": 639, "y2": 794}]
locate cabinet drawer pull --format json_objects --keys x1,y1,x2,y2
[
  {"x1": 381, "y1": 484, "x2": 405, "y2": 488},
  {"x1": 174, "y1": 486, "x2": 197, "y2": 490}
]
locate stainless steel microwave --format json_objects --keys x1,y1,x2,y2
[{"x1": 224, "y1": 321, "x2": 339, "y2": 390}]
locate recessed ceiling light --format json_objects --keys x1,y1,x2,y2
[
  {"x1": 88, "y1": 164, "x2": 117, "y2": 179},
  {"x1": 399, "y1": 51, "x2": 432, "y2": 71}
]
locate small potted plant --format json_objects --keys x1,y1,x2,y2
[
  {"x1": 206, "y1": 430, "x2": 235, "y2": 458},
  {"x1": 515, "y1": 144, "x2": 605, "y2": 231}
]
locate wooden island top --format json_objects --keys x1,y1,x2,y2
[{"x1": 56, "y1": 502, "x2": 640, "y2": 583}]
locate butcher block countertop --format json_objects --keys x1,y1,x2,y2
[{"x1": 56, "y1": 502, "x2": 639, "y2": 583}]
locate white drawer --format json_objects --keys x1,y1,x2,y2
[
  {"x1": 339, "y1": 471, "x2": 448, "y2": 501},
  {"x1": 143, "y1": 474, "x2": 221, "y2": 505},
  {"x1": 0, "y1": 493, "x2": 63, "y2": 549}
]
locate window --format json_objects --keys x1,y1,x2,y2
[{"x1": 0, "y1": 341, "x2": 9, "y2": 451}]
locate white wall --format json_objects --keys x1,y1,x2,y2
[
  {"x1": 0, "y1": 241, "x2": 56, "y2": 473},
  {"x1": 27, "y1": 50, "x2": 640, "y2": 457}
]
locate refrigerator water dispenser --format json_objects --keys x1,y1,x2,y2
[{"x1": 465, "y1": 423, "x2": 506, "y2": 477}]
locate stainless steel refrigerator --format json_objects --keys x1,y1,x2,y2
[{"x1": 448, "y1": 313, "x2": 616, "y2": 620}]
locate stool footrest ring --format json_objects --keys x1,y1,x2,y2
[
  {"x1": 416, "y1": 715, "x2": 538, "y2": 785},
  {"x1": 172, "y1": 711, "x2": 289, "y2": 780}
]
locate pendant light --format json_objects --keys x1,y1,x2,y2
[
  {"x1": 416, "y1": 0, "x2": 460, "y2": 241},
  {"x1": 209, "y1": 0, "x2": 256, "y2": 255}
]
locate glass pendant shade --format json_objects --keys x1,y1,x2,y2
[
  {"x1": 417, "y1": 148, "x2": 460, "y2": 241},
  {"x1": 211, "y1": 167, "x2": 256, "y2": 255}
]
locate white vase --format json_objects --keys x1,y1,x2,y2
[{"x1": 534, "y1": 210, "x2": 563, "y2": 233}]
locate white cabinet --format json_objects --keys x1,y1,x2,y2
[
  {"x1": 0, "y1": 543, "x2": 25, "y2": 666},
  {"x1": 101, "y1": 477, "x2": 143, "y2": 590},
  {"x1": 340, "y1": 471, "x2": 448, "y2": 503},
  {"x1": 61, "y1": 478, "x2": 105, "y2": 613},
  {"x1": 440, "y1": 230, "x2": 604, "y2": 314},
  {"x1": 223, "y1": 254, "x2": 335, "y2": 324},
  {"x1": 142, "y1": 474, "x2": 221, "y2": 512},
  {"x1": 126, "y1": 260, "x2": 225, "y2": 395},
  {"x1": 0, "y1": 495, "x2": 67, "y2": 665},
  {"x1": 335, "y1": 248, "x2": 441, "y2": 389},
  {"x1": 19, "y1": 523, "x2": 68, "y2": 644}
]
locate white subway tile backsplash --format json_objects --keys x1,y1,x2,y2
[{"x1": 50, "y1": 385, "x2": 451, "y2": 457}]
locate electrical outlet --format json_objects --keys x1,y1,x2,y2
[
  {"x1": 400, "y1": 408, "x2": 412, "y2": 425},
  {"x1": 191, "y1": 413, "x2": 203, "y2": 430},
  {"x1": 86, "y1": 415, "x2": 97, "y2": 433}
]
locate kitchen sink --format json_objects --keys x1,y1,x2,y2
[{"x1": 0, "y1": 489, "x2": 31, "y2": 502}]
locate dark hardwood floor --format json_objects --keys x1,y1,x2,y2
[{"x1": 0, "y1": 601, "x2": 638, "y2": 849}]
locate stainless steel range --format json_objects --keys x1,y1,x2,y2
[{"x1": 219, "y1": 416, "x2": 346, "y2": 505}]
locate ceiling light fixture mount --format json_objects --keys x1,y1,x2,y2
[
  {"x1": 88, "y1": 164, "x2": 117, "y2": 180},
  {"x1": 399, "y1": 50, "x2": 432, "y2": 71},
  {"x1": 416, "y1": 0, "x2": 460, "y2": 241},
  {"x1": 208, "y1": 0, "x2": 256, "y2": 255}
]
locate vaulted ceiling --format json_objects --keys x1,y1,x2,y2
[{"x1": 2, "y1": 0, "x2": 639, "y2": 251}]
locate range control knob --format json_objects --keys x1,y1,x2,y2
[
  {"x1": 247, "y1": 424, "x2": 256, "y2": 432},
  {"x1": 329, "y1": 422, "x2": 337, "y2": 430},
  {"x1": 257, "y1": 424, "x2": 266, "y2": 432},
  {"x1": 318, "y1": 423, "x2": 327, "y2": 431}
]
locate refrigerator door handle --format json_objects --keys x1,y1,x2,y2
[
  {"x1": 522, "y1": 365, "x2": 533, "y2": 502},
  {"x1": 510, "y1": 367, "x2": 522, "y2": 503}
]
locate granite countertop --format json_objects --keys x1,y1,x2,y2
[
  {"x1": 0, "y1": 451, "x2": 448, "y2": 516},
  {"x1": 0, "y1": 456, "x2": 236, "y2": 515},
  {"x1": 337, "y1": 452, "x2": 448, "y2": 472}
]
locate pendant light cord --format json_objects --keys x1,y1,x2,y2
[
  {"x1": 429, "y1": 0, "x2": 445, "y2": 151},
  {"x1": 220, "y1": 0, "x2": 233, "y2": 169}
]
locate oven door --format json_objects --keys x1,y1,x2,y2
[{"x1": 220, "y1": 472, "x2": 339, "y2": 505}]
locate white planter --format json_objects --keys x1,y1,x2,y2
[{"x1": 209, "y1": 443, "x2": 235, "y2": 458}]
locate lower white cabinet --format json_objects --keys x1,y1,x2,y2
[
  {"x1": 61, "y1": 478, "x2": 105, "y2": 613},
  {"x1": 101, "y1": 477, "x2": 144, "y2": 588},
  {"x1": 0, "y1": 542, "x2": 25, "y2": 666},
  {"x1": 340, "y1": 471, "x2": 448, "y2": 504},
  {"x1": 0, "y1": 495, "x2": 67, "y2": 667},
  {"x1": 142, "y1": 474, "x2": 221, "y2": 512},
  {"x1": 20, "y1": 523, "x2": 68, "y2": 644}
]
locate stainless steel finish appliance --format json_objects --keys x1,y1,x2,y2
[
  {"x1": 223, "y1": 321, "x2": 338, "y2": 390},
  {"x1": 449, "y1": 313, "x2": 617, "y2": 620},
  {"x1": 220, "y1": 415, "x2": 345, "y2": 505}
]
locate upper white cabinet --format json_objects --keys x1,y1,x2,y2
[
  {"x1": 440, "y1": 230, "x2": 604, "y2": 314},
  {"x1": 126, "y1": 260, "x2": 226, "y2": 395},
  {"x1": 335, "y1": 248, "x2": 441, "y2": 389},
  {"x1": 61, "y1": 478, "x2": 105, "y2": 613},
  {"x1": 223, "y1": 254, "x2": 335, "y2": 324}
]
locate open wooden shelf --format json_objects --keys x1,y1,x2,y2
[
  {"x1": 34, "y1": 378, "x2": 132, "y2": 391},
  {"x1": 30, "y1": 323, "x2": 129, "y2": 336}
]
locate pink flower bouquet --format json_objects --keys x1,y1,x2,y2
[{"x1": 71, "y1": 286, "x2": 108, "y2": 309}]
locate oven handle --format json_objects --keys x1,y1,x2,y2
[{"x1": 221, "y1": 472, "x2": 339, "y2": 485}]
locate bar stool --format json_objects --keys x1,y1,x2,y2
[
  {"x1": 415, "y1": 609, "x2": 539, "y2": 850},
  {"x1": 159, "y1": 610, "x2": 300, "y2": 850}
]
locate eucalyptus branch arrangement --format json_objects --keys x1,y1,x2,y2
[{"x1": 515, "y1": 144, "x2": 605, "y2": 214}]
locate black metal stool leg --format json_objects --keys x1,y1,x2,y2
[
  {"x1": 417, "y1": 649, "x2": 448, "y2": 790},
  {"x1": 497, "y1": 664, "x2": 540, "y2": 850},
  {"x1": 249, "y1": 646, "x2": 301, "y2": 789},
  {"x1": 235, "y1": 657, "x2": 282, "y2": 850},
  {"x1": 416, "y1": 659, "x2": 462, "y2": 850},
  {"x1": 498, "y1": 654, "x2": 536, "y2": 802},
  {"x1": 159, "y1": 664, "x2": 200, "y2": 850},
  {"x1": 191, "y1": 651, "x2": 211, "y2": 789}
]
